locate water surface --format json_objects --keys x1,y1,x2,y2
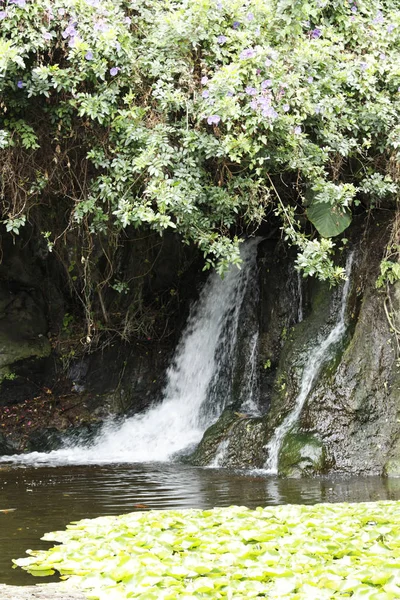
[{"x1": 1, "y1": 463, "x2": 400, "y2": 585}]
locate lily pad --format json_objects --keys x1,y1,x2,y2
[{"x1": 14, "y1": 501, "x2": 400, "y2": 599}]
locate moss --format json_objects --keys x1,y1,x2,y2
[
  {"x1": 184, "y1": 408, "x2": 239, "y2": 466},
  {"x1": 278, "y1": 430, "x2": 326, "y2": 477},
  {"x1": 0, "y1": 333, "x2": 51, "y2": 372}
]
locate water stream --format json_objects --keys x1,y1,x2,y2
[
  {"x1": 297, "y1": 271, "x2": 304, "y2": 323},
  {"x1": 0, "y1": 239, "x2": 260, "y2": 466},
  {"x1": 264, "y1": 252, "x2": 354, "y2": 474}
]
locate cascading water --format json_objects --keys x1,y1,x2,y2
[
  {"x1": 297, "y1": 272, "x2": 304, "y2": 323},
  {"x1": 264, "y1": 252, "x2": 354, "y2": 474},
  {"x1": 240, "y1": 331, "x2": 260, "y2": 415},
  {"x1": 1, "y1": 239, "x2": 260, "y2": 465}
]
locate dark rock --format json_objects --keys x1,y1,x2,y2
[
  {"x1": 278, "y1": 431, "x2": 326, "y2": 477},
  {"x1": 0, "y1": 432, "x2": 18, "y2": 455},
  {"x1": 186, "y1": 408, "x2": 239, "y2": 466}
]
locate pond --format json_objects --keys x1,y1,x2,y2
[{"x1": 1, "y1": 463, "x2": 400, "y2": 586}]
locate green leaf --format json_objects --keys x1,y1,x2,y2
[{"x1": 307, "y1": 200, "x2": 352, "y2": 238}]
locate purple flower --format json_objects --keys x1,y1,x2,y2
[
  {"x1": 315, "y1": 104, "x2": 322, "y2": 114},
  {"x1": 307, "y1": 76, "x2": 314, "y2": 83},
  {"x1": 125, "y1": 17, "x2": 132, "y2": 25},
  {"x1": 58, "y1": 8, "x2": 65, "y2": 16},
  {"x1": 94, "y1": 21, "x2": 109, "y2": 33},
  {"x1": 62, "y1": 23, "x2": 77, "y2": 39},
  {"x1": 262, "y1": 107, "x2": 278, "y2": 119},
  {"x1": 294, "y1": 126, "x2": 302, "y2": 135},
  {"x1": 43, "y1": 32, "x2": 52, "y2": 40},
  {"x1": 247, "y1": 12, "x2": 254, "y2": 21},
  {"x1": 351, "y1": 5, "x2": 357, "y2": 13},
  {"x1": 110, "y1": 67, "x2": 120, "y2": 76},
  {"x1": 17, "y1": 80, "x2": 24, "y2": 89},
  {"x1": 0, "y1": 10, "x2": 7, "y2": 19},
  {"x1": 265, "y1": 58, "x2": 272, "y2": 67},
  {"x1": 388, "y1": 24, "x2": 395, "y2": 33},
  {"x1": 283, "y1": 104, "x2": 290, "y2": 112},
  {"x1": 310, "y1": 28, "x2": 322, "y2": 39},
  {"x1": 250, "y1": 99, "x2": 258, "y2": 110},
  {"x1": 240, "y1": 48, "x2": 256, "y2": 60},
  {"x1": 10, "y1": 0, "x2": 26, "y2": 7},
  {"x1": 207, "y1": 114, "x2": 221, "y2": 125},
  {"x1": 360, "y1": 61, "x2": 367, "y2": 71},
  {"x1": 379, "y1": 53, "x2": 386, "y2": 61},
  {"x1": 226, "y1": 91, "x2": 234, "y2": 97},
  {"x1": 202, "y1": 90, "x2": 210, "y2": 98},
  {"x1": 233, "y1": 21, "x2": 240, "y2": 29},
  {"x1": 245, "y1": 86, "x2": 257, "y2": 96},
  {"x1": 373, "y1": 10, "x2": 384, "y2": 24},
  {"x1": 217, "y1": 35, "x2": 227, "y2": 44},
  {"x1": 259, "y1": 97, "x2": 271, "y2": 109},
  {"x1": 261, "y1": 79, "x2": 272, "y2": 89},
  {"x1": 85, "y1": 51, "x2": 93, "y2": 60},
  {"x1": 201, "y1": 76, "x2": 209, "y2": 85},
  {"x1": 115, "y1": 41, "x2": 121, "y2": 52}
]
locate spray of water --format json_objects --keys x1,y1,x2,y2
[
  {"x1": 264, "y1": 253, "x2": 354, "y2": 474},
  {"x1": 0, "y1": 240, "x2": 260, "y2": 466}
]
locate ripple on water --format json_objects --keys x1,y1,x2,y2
[{"x1": 1, "y1": 463, "x2": 400, "y2": 585}]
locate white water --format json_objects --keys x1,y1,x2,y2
[
  {"x1": 208, "y1": 439, "x2": 230, "y2": 468},
  {"x1": 1, "y1": 240, "x2": 260, "y2": 466},
  {"x1": 297, "y1": 271, "x2": 304, "y2": 323},
  {"x1": 240, "y1": 331, "x2": 260, "y2": 416},
  {"x1": 264, "y1": 253, "x2": 354, "y2": 474}
]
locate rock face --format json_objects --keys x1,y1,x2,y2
[
  {"x1": 190, "y1": 215, "x2": 400, "y2": 476},
  {"x1": 1, "y1": 214, "x2": 400, "y2": 477},
  {"x1": 0, "y1": 229, "x2": 199, "y2": 452}
]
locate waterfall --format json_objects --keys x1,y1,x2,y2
[
  {"x1": 264, "y1": 252, "x2": 354, "y2": 474},
  {"x1": 208, "y1": 439, "x2": 230, "y2": 468},
  {"x1": 239, "y1": 331, "x2": 260, "y2": 415},
  {"x1": 297, "y1": 271, "x2": 304, "y2": 323},
  {"x1": 1, "y1": 239, "x2": 260, "y2": 465}
]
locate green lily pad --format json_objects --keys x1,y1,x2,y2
[{"x1": 14, "y1": 501, "x2": 400, "y2": 599}]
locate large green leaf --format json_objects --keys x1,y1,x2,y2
[{"x1": 307, "y1": 201, "x2": 352, "y2": 238}]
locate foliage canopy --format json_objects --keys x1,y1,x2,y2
[{"x1": 0, "y1": 0, "x2": 399, "y2": 321}]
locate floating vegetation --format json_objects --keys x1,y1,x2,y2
[{"x1": 14, "y1": 501, "x2": 400, "y2": 599}]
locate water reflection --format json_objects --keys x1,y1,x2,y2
[{"x1": 1, "y1": 464, "x2": 400, "y2": 585}]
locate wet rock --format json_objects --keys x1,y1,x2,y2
[
  {"x1": 257, "y1": 240, "x2": 302, "y2": 412},
  {"x1": 186, "y1": 408, "x2": 267, "y2": 468},
  {"x1": 186, "y1": 408, "x2": 239, "y2": 466},
  {"x1": 0, "y1": 432, "x2": 18, "y2": 455},
  {"x1": 218, "y1": 417, "x2": 266, "y2": 468},
  {"x1": 278, "y1": 431, "x2": 326, "y2": 477}
]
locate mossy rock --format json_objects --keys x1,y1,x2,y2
[
  {"x1": 278, "y1": 430, "x2": 326, "y2": 477},
  {"x1": 218, "y1": 417, "x2": 266, "y2": 468},
  {"x1": 384, "y1": 438, "x2": 400, "y2": 477},
  {"x1": 184, "y1": 408, "x2": 239, "y2": 466}
]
